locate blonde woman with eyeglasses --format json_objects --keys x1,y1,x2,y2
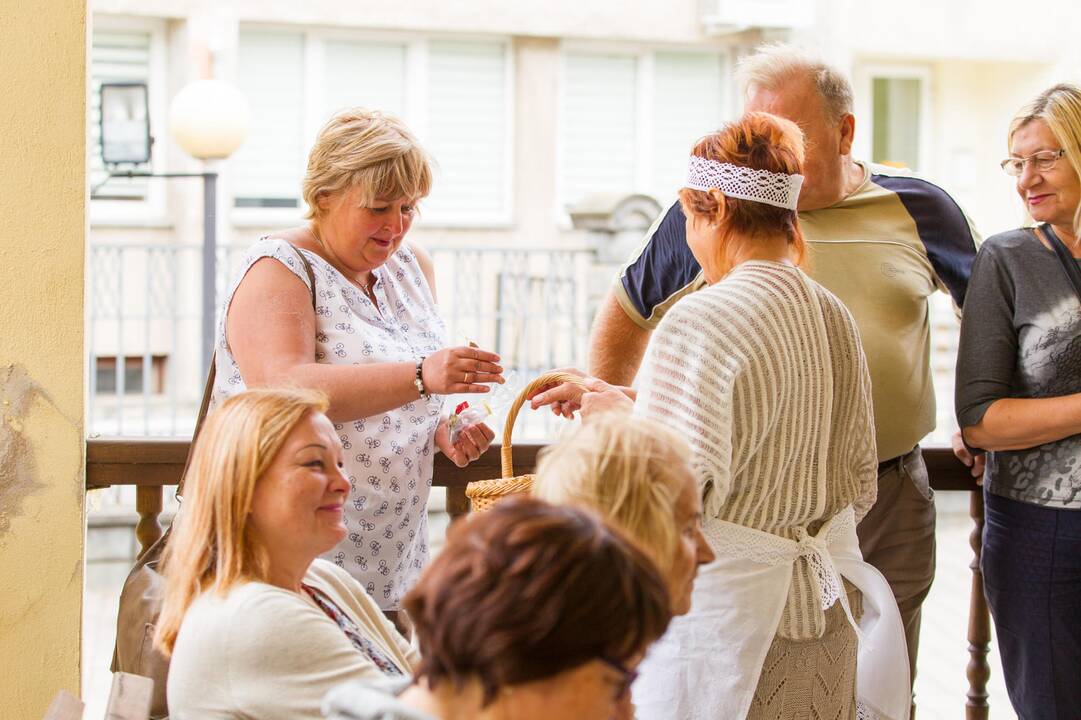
[
  {"x1": 157, "y1": 389, "x2": 418, "y2": 719},
  {"x1": 955, "y1": 83, "x2": 1081, "y2": 718}
]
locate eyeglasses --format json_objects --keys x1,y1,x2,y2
[
  {"x1": 600, "y1": 656, "x2": 640, "y2": 699},
  {"x1": 1000, "y1": 149, "x2": 1067, "y2": 176}
]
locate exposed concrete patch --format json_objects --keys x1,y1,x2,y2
[{"x1": 0, "y1": 364, "x2": 78, "y2": 539}]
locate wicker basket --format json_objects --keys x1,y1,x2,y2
[{"x1": 465, "y1": 371, "x2": 586, "y2": 512}]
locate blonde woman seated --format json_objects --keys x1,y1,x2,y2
[
  {"x1": 533, "y1": 416, "x2": 715, "y2": 720},
  {"x1": 530, "y1": 113, "x2": 910, "y2": 719},
  {"x1": 157, "y1": 389, "x2": 417, "y2": 719},
  {"x1": 533, "y1": 414, "x2": 714, "y2": 617}
]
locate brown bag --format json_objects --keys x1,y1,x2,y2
[
  {"x1": 111, "y1": 245, "x2": 316, "y2": 717},
  {"x1": 110, "y1": 367, "x2": 213, "y2": 718}
]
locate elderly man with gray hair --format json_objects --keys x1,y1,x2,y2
[{"x1": 587, "y1": 43, "x2": 980, "y2": 709}]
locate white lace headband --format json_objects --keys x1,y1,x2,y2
[{"x1": 685, "y1": 156, "x2": 804, "y2": 210}]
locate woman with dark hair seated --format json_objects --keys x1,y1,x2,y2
[{"x1": 322, "y1": 497, "x2": 673, "y2": 720}]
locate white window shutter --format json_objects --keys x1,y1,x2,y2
[
  {"x1": 560, "y1": 52, "x2": 638, "y2": 209},
  {"x1": 90, "y1": 30, "x2": 152, "y2": 201},
  {"x1": 423, "y1": 41, "x2": 508, "y2": 223},
  {"x1": 651, "y1": 52, "x2": 725, "y2": 203},
  {"x1": 322, "y1": 41, "x2": 407, "y2": 121},
  {"x1": 233, "y1": 30, "x2": 306, "y2": 208}
]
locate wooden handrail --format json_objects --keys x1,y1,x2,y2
[
  {"x1": 85, "y1": 439, "x2": 990, "y2": 718},
  {"x1": 86, "y1": 439, "x2": 980, "y2": 491},
  {"x1": 86, "y1": 436, "x2": 542, "y2": 505}
]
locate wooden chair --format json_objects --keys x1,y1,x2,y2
[{"x1": 43, "y1": 672, "x2": 153, "y2": 720}]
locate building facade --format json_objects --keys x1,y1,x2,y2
[{"x1": 86, "y1": 0, "x2": 1081, "y2": 439}]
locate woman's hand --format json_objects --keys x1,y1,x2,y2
[
  {"x1": 528, "y1": 368, "x2": 591, "y2": 418},
  {"x1": 951, "y1": 429, "x2": 985, "y2": 484},
  {"x1": 528, "y1": 369, "x2": 634, "y2": 420},
  {"x1": 435, "y1": 417, "x2": 495, "y2": 467},
  {"x1": 421, "y1": 346, "x2": 504, "y2": 395},
  {"x1": 580, "y1": 386, "x2": 635, "y2": 421}
]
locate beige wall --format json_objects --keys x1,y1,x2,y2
[
  {"x1": 0, "y1": 1, "x2": 87, "y2": 716},
  {"x1": 930, "y1": 60, "x2": 1060, "y2": 237},
  {"x1": 820, "y1": 0, "x2": 1081, "y2": 64},
  {"x1": 94, "y1": 0, "x2": 713, "y2": 43}
]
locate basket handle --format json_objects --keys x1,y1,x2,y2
[{"x1": 501, "y1": 371, "x2": 590, "y2": 478}]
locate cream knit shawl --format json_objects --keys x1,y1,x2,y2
[{"x1": 637, "y1": 260, "x2": 878, "y2": 640}]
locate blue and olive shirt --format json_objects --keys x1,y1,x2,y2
[{"x1": 614, "y1": 161, "x2": 980, "y2": 461}]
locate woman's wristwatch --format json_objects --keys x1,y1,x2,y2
[{"x1": 414, "y1": 358, "x2": 430, "y2": 399}]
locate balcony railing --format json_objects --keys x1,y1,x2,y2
[
  {"x1": 85, "y1": 439, "x2": 992, "y2": 719},
  {"x1": 87, "y1": 242, "x2": 598, "y2": 438}
]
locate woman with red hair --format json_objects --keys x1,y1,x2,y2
[{"x1": 531, "y1": 112, "x2": 909, "y2": 719}]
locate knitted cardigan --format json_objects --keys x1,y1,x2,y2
[{"x1": 637, "y1": 261, "x2": 878, "y2": 640}]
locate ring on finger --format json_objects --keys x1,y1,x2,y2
[{"x1": 465, "y1": 371, "x2": 473, "y2": 384}]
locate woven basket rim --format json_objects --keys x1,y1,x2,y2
[{"x1": 465, "y1": 474, "x2": 534, "y2": 498}]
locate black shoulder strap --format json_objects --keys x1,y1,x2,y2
[
  {"x1": 1037, "y1": 224, "x2": 1081, "y2": 304},
  {"x1": 177, "y1": 242, "x2": 320, "y2": 497},
  {"x1": 293, "y1": 244, "x2": 318, "y2": 310}
]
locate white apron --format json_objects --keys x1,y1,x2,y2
[{"x1": 633, "y1": 507, "x2": 910, "y2": 720}]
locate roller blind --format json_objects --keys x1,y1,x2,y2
[
  {"x1": 322, "y1": 40, "x2": 407, "y2": 120},
  {"x1": 232, "y1": 31, "x2": 511, "y2": 222},
  {"x1": 651, "y1": 51, "x2": 725, "y2": 203},
  {"x1": 560, "y1": 53, "x2": 638, "y2": 208},
  {"x1": 424, "y1": 41, "x2": 508, "y2": 221},
  {"x1": 233, "y1": 30, "x2": 306, "y2": 208}
]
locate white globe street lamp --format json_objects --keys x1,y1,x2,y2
[
  {"x1": 168, "y1": 79, "x2": 250, "y2": 160},
  {"x1": 166, "y1": 78, "x2": 249, "y2": 376}
]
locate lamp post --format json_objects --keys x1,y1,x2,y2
[
  {"x1": 97, "y1": 79, "x2": 249, "y2": 380},
  {"x1": 167, "y1": 79, "x2": 250, "y2": 378}
]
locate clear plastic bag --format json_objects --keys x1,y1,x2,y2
[{"x1": 447, "y1": 372, "x2": 519, "y2": 444}]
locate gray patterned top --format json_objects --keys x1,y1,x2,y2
[
  {"x1": 213, "y1": 238, "x2": 447, "y2": 608},
  {"x1": 956, "y1": 226, "x2": 1081, "y2": 507}
]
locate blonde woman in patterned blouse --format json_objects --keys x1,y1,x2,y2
[{"x1": 215, "y1": 109, "x2": 503, "y2": 617}]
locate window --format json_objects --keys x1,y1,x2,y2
[
  {"x1": 322, "y1": 40, "x2": 407, "y2": 120},
  {"x1": 424, "y1": 41, "x2": 510, "y2": 222},
  {"x1": 233, "y1": 30, "x2": 307, "y2": 209},
  {"x1": 561, "y1": 53, "x2": 639, "y2": 207},
  {"x1": 651, "y1": 51, "x2": 726, "y2": 203},
  {"x1": 232, "y1": 29, "x2": 512, "y2": 225},
  {"x1": 854, "y1": 64, "x2": 931, "y2": 172},
  {"x1": 89, "y1": 19, "x2": 167, "y2": 222},
  {"x1": 559, "y1": 47, "x2": 729, "y2": 210},
  {"x1": 872, "y1": 77, "x2": 923, "y2": 170},
  {"x1": 94, "y1": 355, "x2": 167, "y2": 396}
]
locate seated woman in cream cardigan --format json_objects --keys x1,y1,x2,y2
[
  {"x1": 530, "y1": 112, "x2": 910, "y2": 720},
  {"x1": 157, "y1": 389, "x2": 417, "y2": 719}
]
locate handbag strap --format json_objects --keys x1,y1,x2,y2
[
  {"x1": 1037, "y1": 224, "x2": 1081, "y2": 304},
  {"x1": 176, "y1": 243, "x2": 319, "y2": 497}
]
